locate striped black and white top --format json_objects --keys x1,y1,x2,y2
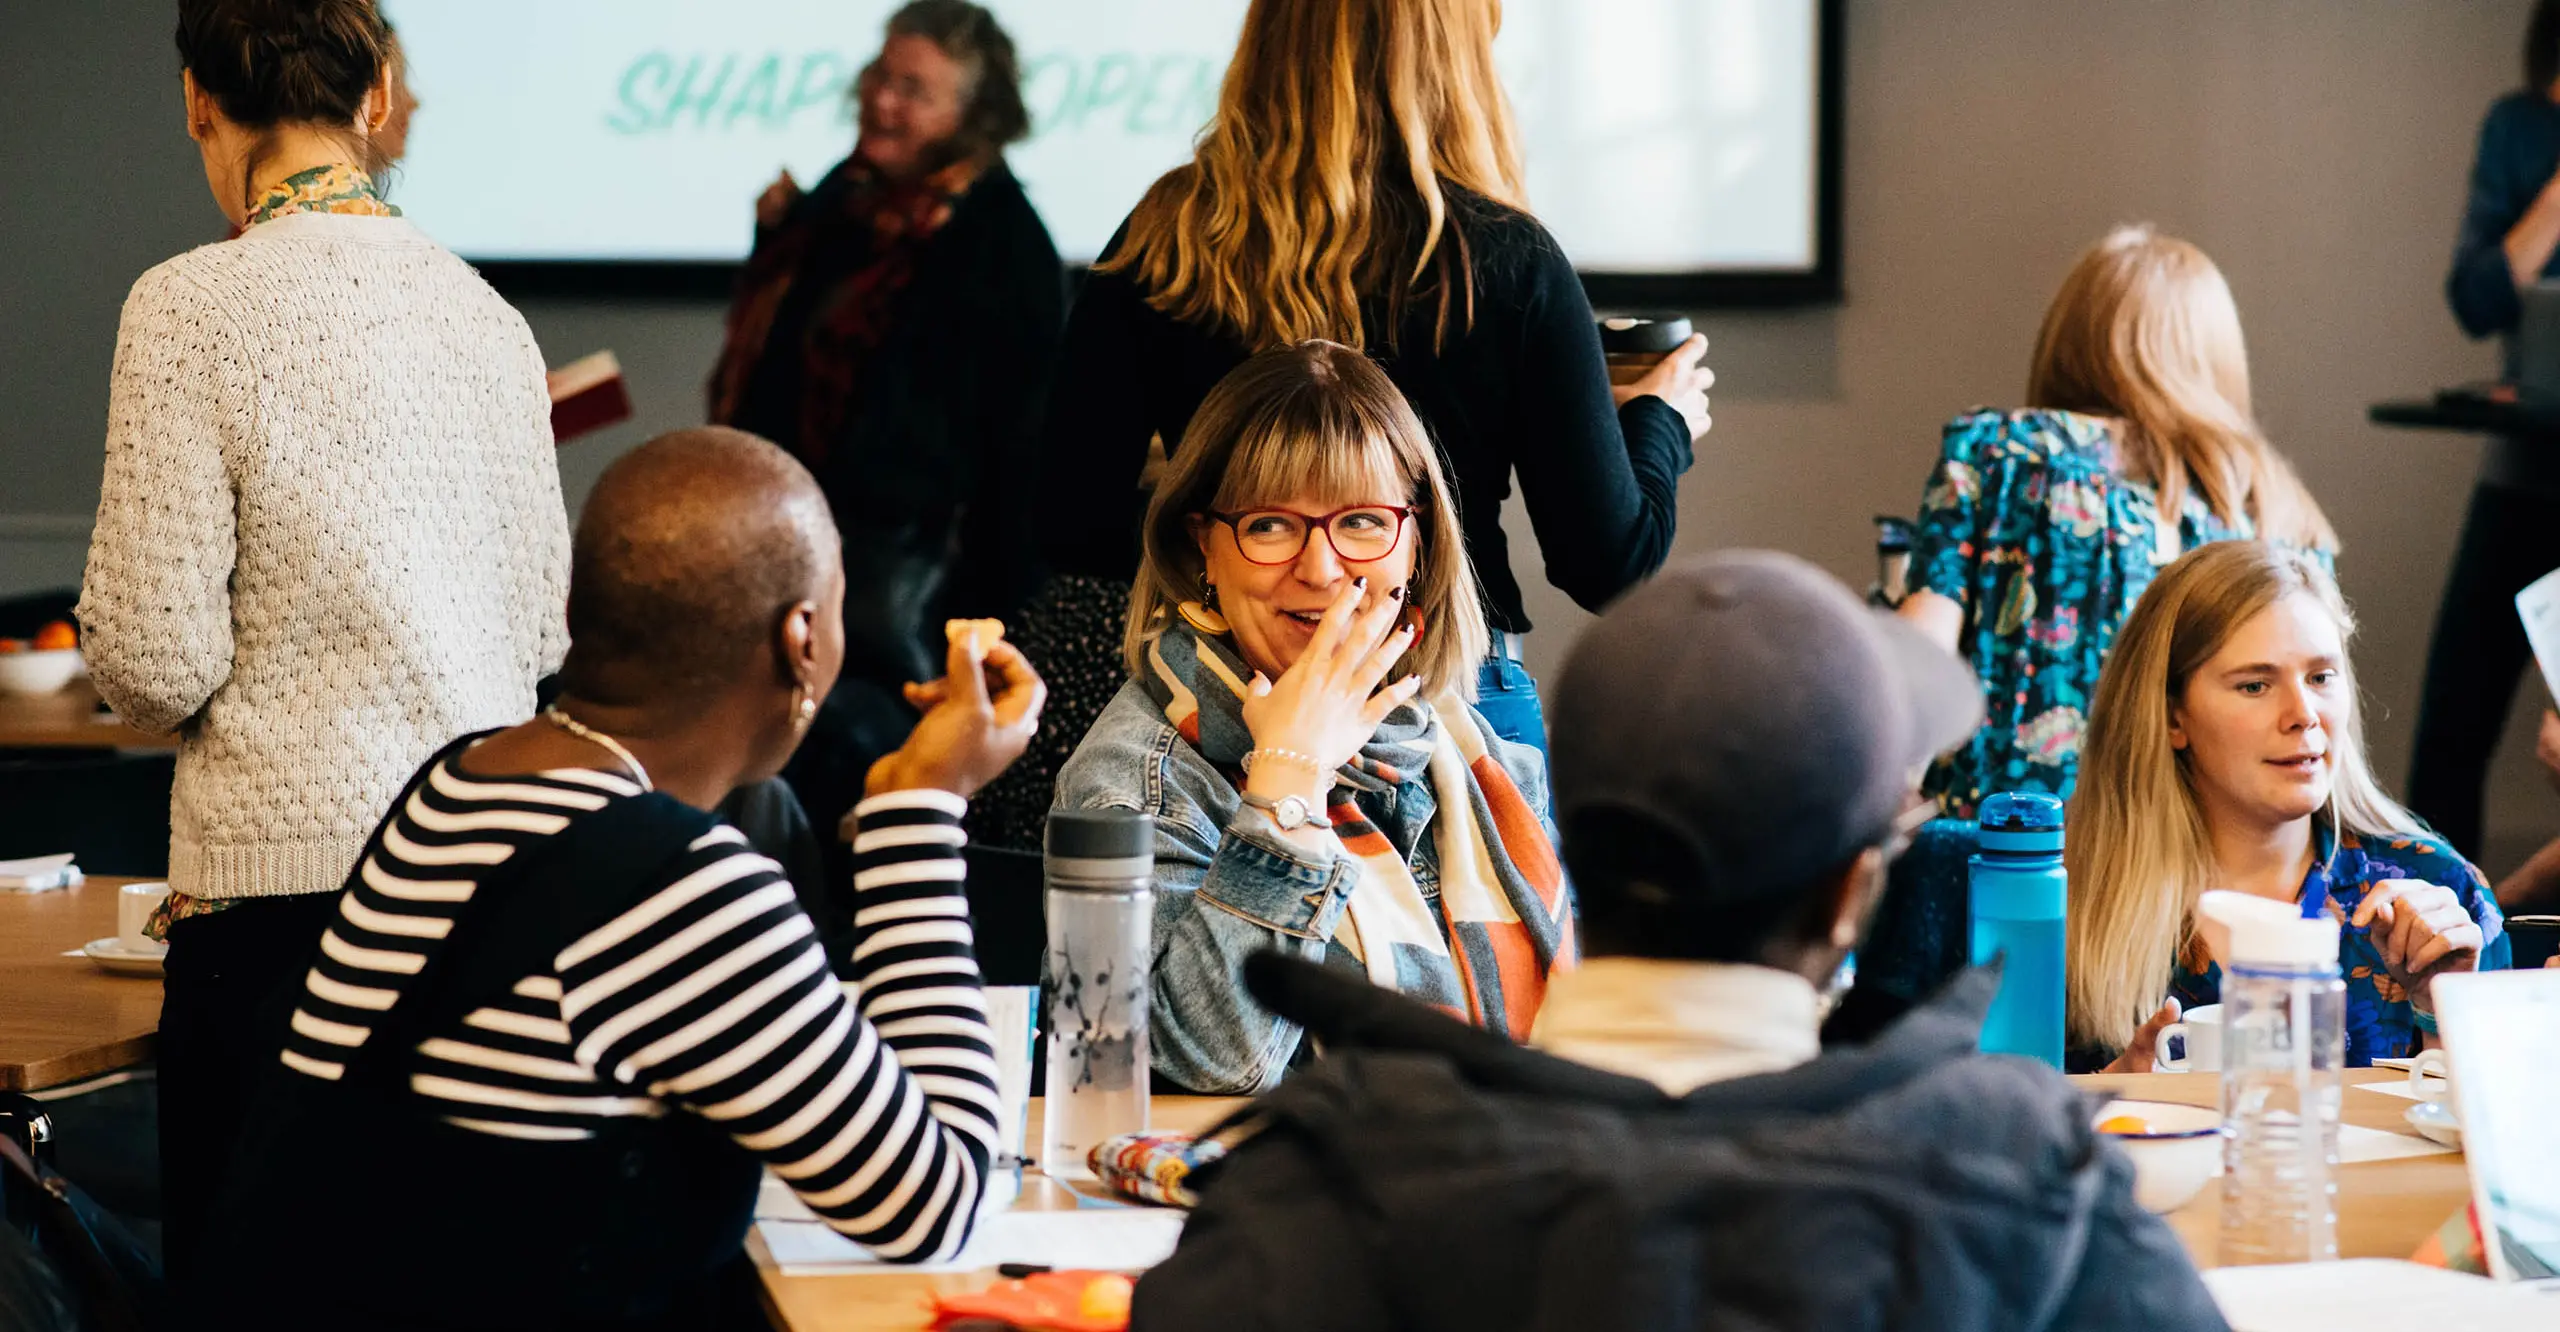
[{"x1": 277, "y1": 752, "x2": 998, "y2": 1262}]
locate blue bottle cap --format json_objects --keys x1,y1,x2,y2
[{"x1": 1976, "y1": 791, "x2": 2064, "y2": 855}]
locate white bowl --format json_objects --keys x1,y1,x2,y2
[
  {"x1": 2095, "y1": 1098, "x2": 2222, "y2": 1213},
  {"x1": 0, "y1": 649, "x2": 80, "y2": 696}
]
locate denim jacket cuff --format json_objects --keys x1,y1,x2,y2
[{"x1": 1201, "y1": 814, "x2": 1353, "y2": 940}]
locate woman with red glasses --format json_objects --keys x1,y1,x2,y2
[{"x1": 1054, "y1": 342, "x2": 1572, "y2": 1094}]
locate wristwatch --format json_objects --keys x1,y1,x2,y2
[{"x1": 1240, "y1": 790, "x2": 1330, "y2": 831}]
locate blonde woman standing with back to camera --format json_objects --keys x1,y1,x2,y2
[
  {"x1": 1897, "y1": 226, "x2": 2337, "y2": 819},
  {"x1": 76, "y1": 0, "x2": 568, "y2": 1294},
  {"x1": 976, "y1": 0, "x2": 1714, "y2": 848}
]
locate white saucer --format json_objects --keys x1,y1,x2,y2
[
  {"x1": 82, "y1": 937, "x2": 166, "y2": 978},
  {"x1": 2404, "y1": 1100, "x2": 2462, "y2": 1148}
]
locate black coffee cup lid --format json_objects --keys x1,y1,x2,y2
[{"x1": 1597, "y1": 314, "x2": 1694, "y2": 354}]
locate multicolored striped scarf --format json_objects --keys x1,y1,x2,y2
[{"x1": 1140, "y1": 618, "x2": 1574, "y2": 1038}]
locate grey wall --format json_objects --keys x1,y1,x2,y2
[{"x1": 6, "y1": 2, "x2": 2553, "y2": 865}]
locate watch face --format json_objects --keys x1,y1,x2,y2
[{"x1": 1276, "y1": 796, "x2": 1309, "y2": 828}]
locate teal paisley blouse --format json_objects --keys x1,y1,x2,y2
[{"x1": 1909, "y1": 408, "x2": 2333, "y2": 819}]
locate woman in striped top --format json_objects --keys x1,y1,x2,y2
[{"x1": 209, "y1": 428, "x2": 1046, "y2": 1330}]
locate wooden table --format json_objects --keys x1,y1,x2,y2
[
  {"x1": 756, "y1": 1073, "x2": 2470, "y2": 1331},
  {"x1": 754, "y1": 1097, "x2": 1240, "y2": 1332},
  {"x1": 0, "y1": 875, "x2": 161, "y2": 1091},
  {"x1": 0, "y1": 680, "x2": 170, "y2": 751},
  {"x1": 2084, "y1": 1069, "x2": 2471, "y2": 1269}
]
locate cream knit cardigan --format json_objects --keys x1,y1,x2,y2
[{"x1": 78, "y1": 212, "x2": 571, "y2": 900}]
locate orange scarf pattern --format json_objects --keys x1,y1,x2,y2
[{"x1": 1142, "y1": 619, "x2": 1573, "y2": 1038}]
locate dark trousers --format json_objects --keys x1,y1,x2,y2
[
  {"x1": 155, "y1": 893, "x2": 339, "y2": 1301},
  {"x1": 2408, "y1": 480, "x2": 2560, "y2": 859}
]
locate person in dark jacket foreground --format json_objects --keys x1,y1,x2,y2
[{"x1": 1133, "y1": 551, "x2": 2227, "y2": 1332}]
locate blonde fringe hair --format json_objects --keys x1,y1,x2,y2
[
  {"x1": 2065, "y1": 541, "x2": 2424, "y2": 1051},
  {"x1": 1096, "y1": 0, "x2": 1528, "y2": 352},
  {"x1": 1126, "y1": 341, "x2": 1488, "y2": 700},
  {"x1": 2029, "y1": 226, "x2": 2338, "y2": 553}
]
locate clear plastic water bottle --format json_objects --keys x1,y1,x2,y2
[
  {"x1": 2209, "y1": 891, "x2": 2346, "y2": 1266},
  {"x1": 1969, "y1": 792, "x2": 2067, "y2": 1067},
  {"x1": 1040, "y1": 809, "x2": 1154, "y2": 1180}
]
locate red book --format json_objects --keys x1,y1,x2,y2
[{"x1": 547, "y1": 350, "x2": 632, "y2": 444}]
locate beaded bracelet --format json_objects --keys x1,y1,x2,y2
[{"x1": 1241, "y1": 747, "x2": 1323, "y2": 776}]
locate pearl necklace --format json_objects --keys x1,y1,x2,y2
[{"x1": 541, "y1": 705, "x2": 654, "y2": 792}]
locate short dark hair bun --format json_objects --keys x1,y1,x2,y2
[{"x1": 176, "y1": 0, "x2": 389, "y2": 130}]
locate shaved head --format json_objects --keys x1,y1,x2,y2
[{"x1": 563, "y1": 427, "x2": 840, "y2": 700}]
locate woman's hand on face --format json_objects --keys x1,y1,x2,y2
[
  {"x1": 867, "y1": 634, "x2": 1047, "y2": 800},
  {"x1": 755, "y1": 170, "x2": 801, "y2": 229},
  {"x1": 1611, "y1": 333, "x2": 1713, "y2": 442},
  {"x1": 2353, "y1": 879, "x2": 2485, "y2": 1004},
  {"x1": 2099, "y1": 999, "x2": 2183, "y2": 1074},
  {"x1": 1238, "y1": 578, "x2": 1421, "y2": 793}
]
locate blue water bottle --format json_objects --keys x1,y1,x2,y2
[{"x1": 1969, "y1": 792, "x2": 2067, "y2": 1067}]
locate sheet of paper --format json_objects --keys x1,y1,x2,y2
[
  {"x1": 2362, "y1": 1077, "x2": 2441, "y2": 1103},
  {"x1": 756, "y1": 1206, "x2": 1185, "y2": 1277},
  {"x1": 2339, "y1": 1122, "x2": 2459, "y2": 1162},
  {"x1": 2516, "y1": 566, "x2": 2560, "y2": 704},
  {"x1": 2206, "y1": 1260, "x2": 2557, "y2": 1331}
]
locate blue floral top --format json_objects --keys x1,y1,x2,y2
[
  {"x1": 2171, "y1": 827, "x2": 2511, "y2": 1067},
  {"x1": 1911, "y1": 408, "x2": 2330, "y2": 818}
]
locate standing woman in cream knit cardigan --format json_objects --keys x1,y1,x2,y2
[{"x1": 76, "y1": 0, "x2": 568, "y2": 1290}]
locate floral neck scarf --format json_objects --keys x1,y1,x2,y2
[{"x1": 243, "y1": 163, "x2": 400, "y2": 230}]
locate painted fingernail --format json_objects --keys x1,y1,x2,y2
[
  {"x1": 1353, "y1": 576, "x2": 1368, "y2": 590},
  {"x1": 1389, "y1": 586, "x2": 1406, "y2": 600}
]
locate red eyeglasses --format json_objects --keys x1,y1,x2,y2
[{"x1": 1204, "y1": 505, "x2": 1414, "y2": 566}]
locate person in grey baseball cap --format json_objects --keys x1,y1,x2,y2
[
  {"x1": 1525, "y1": 548, "x2": 1984, "y2": 1090},
  {"x1": 1130, "y1": 550, "x2": 2228, "y2": 1332}
]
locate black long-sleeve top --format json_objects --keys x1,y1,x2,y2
[
  {"x1": 2447, "y1": 91, "x2": 2560, "y2": 495},
  {"x1": 1035, "y1": 197, "x2": 1695, "y2": 634}
]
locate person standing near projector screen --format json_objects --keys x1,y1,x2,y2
[
  {"x1": 2410, "y1": 0, "x2": 2560, "y2": 860},
  {"x1": 707, "y1": 0, "x2": 1063, "y2": 860},
  {"x1": 972, "y1": 0, "x2": 1711, "y2": 850}
]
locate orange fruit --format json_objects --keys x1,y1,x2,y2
[
  {"x1": 31, "y1": 620, "x2": 75, "y2": 651},
  {"x1": 1078, "y1": 1274, "x2": 1134, "y2": 1321},
  {"x1": 2096, "y1": 1114, "x2": 2154, "y2": 1135},
  {"x1": 0, "y1": 640, "x2": 24, "y2": 655}
]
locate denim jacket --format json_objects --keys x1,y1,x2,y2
[{"x1": 1052, "y1": 679, "x2": 1555, "y2": 1094}]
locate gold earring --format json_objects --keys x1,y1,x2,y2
[
  {"x1": 1178, "y1": 569, "x2": 1230, "y2": 634},
  {"x1": 793, "y1": 685, "x2": 817, "y2": 728}
]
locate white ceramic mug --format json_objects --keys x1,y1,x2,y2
[
  {"x1": 2407, "y1": 1048, "x2": 2457, "y2": 1106},
  {"x1": 2152, "y1": 1004, "x2": 2224, "y2": 1073},
  {"x1": 116, "y1": 881, "x2": 170, "y2": 952}
]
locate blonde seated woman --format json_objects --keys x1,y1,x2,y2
[
  {"x1": 2066, "y1": 541, "x2": 2510, "y2": 1073},
  {"x1": 1053, "y1": 341, "x2": 1570, "y2": 1095},
  {"x1": 1898, "y1": 226, "x2": 2337, "y2": 819}
]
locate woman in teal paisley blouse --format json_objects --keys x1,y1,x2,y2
[{"x1": 1897, "y1": 226, "x2": 2339, "y2": 818}]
